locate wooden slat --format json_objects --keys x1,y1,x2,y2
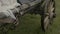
[{"x1": 0, "y1": 18, "x2": 15, "y2": 23}]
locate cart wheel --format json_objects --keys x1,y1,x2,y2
[
  {"x1": 41, "y1": 0, "x2": 55, "y2": 31},
  {"x1": 10, "y1": 13, "x2": 20, "y2": 30},
  {"x1": 14, "y1": 14, "x2": 20, "y2": 26}
]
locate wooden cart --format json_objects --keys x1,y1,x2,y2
[{"x1": 0, "y1": 0, "x2": 56, "y2": 32}]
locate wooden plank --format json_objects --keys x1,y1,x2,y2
[{"x1": 0, "y1": 18, "x2": 15, "y2": 23}]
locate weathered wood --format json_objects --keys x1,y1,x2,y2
[{"x1": 0, "y1": 18, "x2": 15, "y2": 23}]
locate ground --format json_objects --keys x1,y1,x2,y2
[{"x1": 8, "y1": 0, "x2": 60, "y2": 34}]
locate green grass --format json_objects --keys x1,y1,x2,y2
[{"x1": 8, "y1": 0, "x2": 60, "y2": 34}]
